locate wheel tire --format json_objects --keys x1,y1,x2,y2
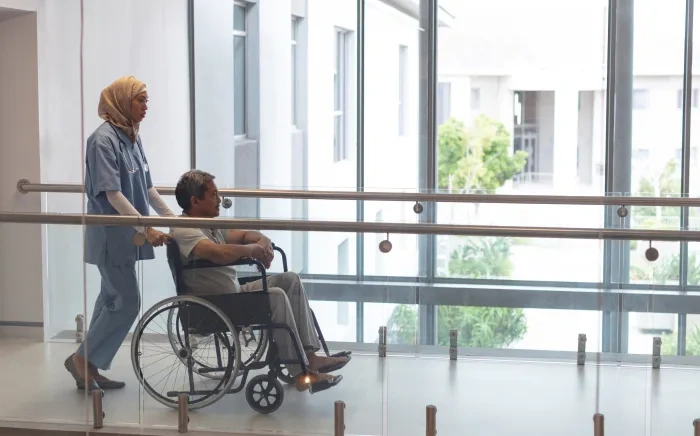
[
  {"x1": 245, "y1": 374, "x2": 284, "y2": 414},
  {"x1": 277, "y1": 365, "x2": 295, "y2": 385},
  {"x1": 131, "y1": 296, "x2": 241, "y2": 411}
]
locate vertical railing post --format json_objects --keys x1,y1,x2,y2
[
  {"x1": 92, "y1": 390, "x2": 104, "y2": 429},
  {"x1": 378, "y1": 326, "x2": 387, "y2": 357},
  {"x1": 334, "y1": 400, "x2": 346, "y2": 436},
  {"x1": 75, "y1": 314, "x2": 84, "y2": 343},
  {"x1": 577, "y1": 333, "x2": 587, "y2": 365},
  {"x1": 693, "y1": 418, "x2": 700, "y2": 436},
  {"x1": 178, "y1": 393, "x2": 189, "y2": 433},
  {"x1": 426, "y1": 405, "x2": 437, "y2": 436},
  {"x1": 652, "y1": 336, "x2": 662, "y2": 369},
  {"x1": 449, "y1": 329, "x2": 458, "y2": 360},
  {"x1": 593, "y1": 413, "x2": 604, "y2": 436}
]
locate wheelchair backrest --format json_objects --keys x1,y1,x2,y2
[{"x1": 166, "y1": 240, "x2": 187, "y2": 296}]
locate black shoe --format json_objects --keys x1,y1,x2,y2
[
  {"x1": 86, "y1": 360, "x2": 125, "y2": 389},
  {"x1": 64, "y1": 355, "x2": 101, "y2": 392},
  {"x1": 94, "y1": 378, "x2": 126, "y2": 390}
]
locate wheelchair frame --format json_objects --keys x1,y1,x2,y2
[{"x1": 131, "y1": 240, "x2": 349, "y2": 413}]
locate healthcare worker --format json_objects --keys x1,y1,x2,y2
[{"x1": 64, "y1": 76, "x2": 174, "y2": 391}]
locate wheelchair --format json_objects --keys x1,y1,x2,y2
[{"x1": 130, "y1": 241, "x2": 351, "y2": 414}]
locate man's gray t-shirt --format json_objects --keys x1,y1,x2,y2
[{"x1": 170, "y1": 226, "x2": 241, "y2": 295}]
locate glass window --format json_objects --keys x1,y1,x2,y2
[
  {"x1": 470, "y1": 87, "x2": 481, "y2": 111},
  {"x1": 398, "y1": 45, "x2": 408, "y2": 136},
  {"x1": 233, "y1": 2, "x2": 247, "y2": 137},
  {"x1": 292, "y1": 17, "x2": 299, "y2": 126},
  {"x1": 337, "y1": 238, "x2": 350, "y2": 276},
  {"x1": 334, "y1": 28, "x2": 349, "y2": 162},
  {"x1": 632, "y1": 89, "x2": 650, "y2": 110},
  {"x1": 436, "y1": 82, "x2": 451, "y2": 126},
  {"x1": 434, "y1": 0, "x2": 609, "y2": 348}
]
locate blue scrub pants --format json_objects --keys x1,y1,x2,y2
[{"x1": 76, "y1": 263, "x2": 140, "y2": 370}]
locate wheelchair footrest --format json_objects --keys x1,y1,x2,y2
[{"x1": 198, "y1": 367, "x2": 226, "y2": 374}]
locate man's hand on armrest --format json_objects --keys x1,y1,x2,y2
[
  {"x1": 225, "y1": 230, "x2": 274, "y2": 267},
  {"x1": 191, "y1": 239, "x2": 268, "y2": 266}
]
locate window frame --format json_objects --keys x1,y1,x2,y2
[
  {"x1": 292, "y1": 16, "x2": 300, "y2": 128},
  {"x1": 233, "y1": 0, "x2": 248, "y2": 140}
]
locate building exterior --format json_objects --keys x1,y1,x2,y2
[{"x1": 0, "y1": 0, "x2": 696, "y2": 353}]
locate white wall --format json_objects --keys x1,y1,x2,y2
[
  {"x1": 0, "y1": 11, "x2": 42, "y2": 338},
  {"x1": 0, "y1": 0, "x2": 191, "y2": 339}
]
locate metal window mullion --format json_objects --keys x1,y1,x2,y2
[
  {"x1": 602, "y1": 0, "x2": 621, "y2": 354},
  {"x1": 355, "y1": 0, "x2": 365, "y2": 344},
  {"x1": 679, "y1": 0, "x2": 695, "y2": 356},
  {"x1": 613, "y1": 0, "x2": 634, "y2": 355},
  {"x1": 187, "y1": 0, "x2": 196, "y2": 168},
  {"x1": 417, "y1": 0, "x2": 438, "y2": 346}
]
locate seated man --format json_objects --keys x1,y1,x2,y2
[{"x1": 170, "y1": 169, "x2": 349, "y2": 392}]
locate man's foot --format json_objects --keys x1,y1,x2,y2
[
  {"x1": 307, "y1": 354, "x2": 350, "y2": 373},
  {"x1": 294, "y1": 371, "x2": 342, "y2": 392}
]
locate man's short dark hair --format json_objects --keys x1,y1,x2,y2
[{"x1": 175, "y1": 170, "x2": 216, "y2": 212}]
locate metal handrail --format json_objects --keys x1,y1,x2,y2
[
  {"x1": 16, "y1": 179, "x2": 700, "y2": 207},
  {"x1": 1, "y1": 211, "x2": 700, "y2": 241}
]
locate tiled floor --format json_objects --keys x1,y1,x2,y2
[{"x1": 0, "y1": 339, "x2": 699, "y2": 435}]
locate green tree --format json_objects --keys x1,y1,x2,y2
[
  {"x1": 631, "y1": 252, "x2": 700, "y2": 285},
  {"x1": 661, "y1": 324, "x2": 700, "y2": 356},
  {"x1": 636, "y1": 159, "x2": 681, "y2": 220},
  {"x1": 386, "y1": 237, "x2": 527, "y2": 347},
  {"x1": 437, "y1": 116, "x2": 528, "y2": 192},
  {"x1": 448, "y1": 237, "x2": 513, "y2": 279}
]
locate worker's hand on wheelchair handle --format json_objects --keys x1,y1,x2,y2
[{"x1": 146, "y1": 227, "x2": 170, "y2": 247}]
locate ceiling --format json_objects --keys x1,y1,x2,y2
[{"x1": 0, "y1": 7, "x2": 31, "y2": 25}]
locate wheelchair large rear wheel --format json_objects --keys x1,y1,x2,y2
[{"x1": 132, "y1": 296, "x2": 241, "y2": 410}]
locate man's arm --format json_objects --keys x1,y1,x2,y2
[
  {"x1": 191, "y1": 240, "x2": 254, "y2": 265},
  {"x1": 225, "y1": 229, "x2": 271, "y2": 246},
  {"x1": 172, "y1": 227, "x2": 264, "y2": 266}
]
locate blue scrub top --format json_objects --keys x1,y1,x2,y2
[{"x1": 84, "y1": 122, "x2": 155, "y2": 266}]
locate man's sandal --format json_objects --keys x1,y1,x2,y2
[
  {"x1": 295, "y1": 373, "x2": 343, "y2": 393},
  {"x1": 317, "y1": 355, "x2": 352, "y2": 374}
]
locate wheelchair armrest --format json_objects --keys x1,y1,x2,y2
[{"x1": 272, "y1": 244, "x2": 288, "y2": 272}]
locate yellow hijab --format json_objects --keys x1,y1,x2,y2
[{"x1": 97, "y1": 76, "x2": 147, "y2": 143}]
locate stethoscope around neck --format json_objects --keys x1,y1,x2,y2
[{"x1": 107, "y1": 122, "x2": 148, "y2": 174}]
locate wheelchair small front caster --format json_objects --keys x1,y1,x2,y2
[{"x1": 246, "y1": 374, "x2": 284, "y2": 414}]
